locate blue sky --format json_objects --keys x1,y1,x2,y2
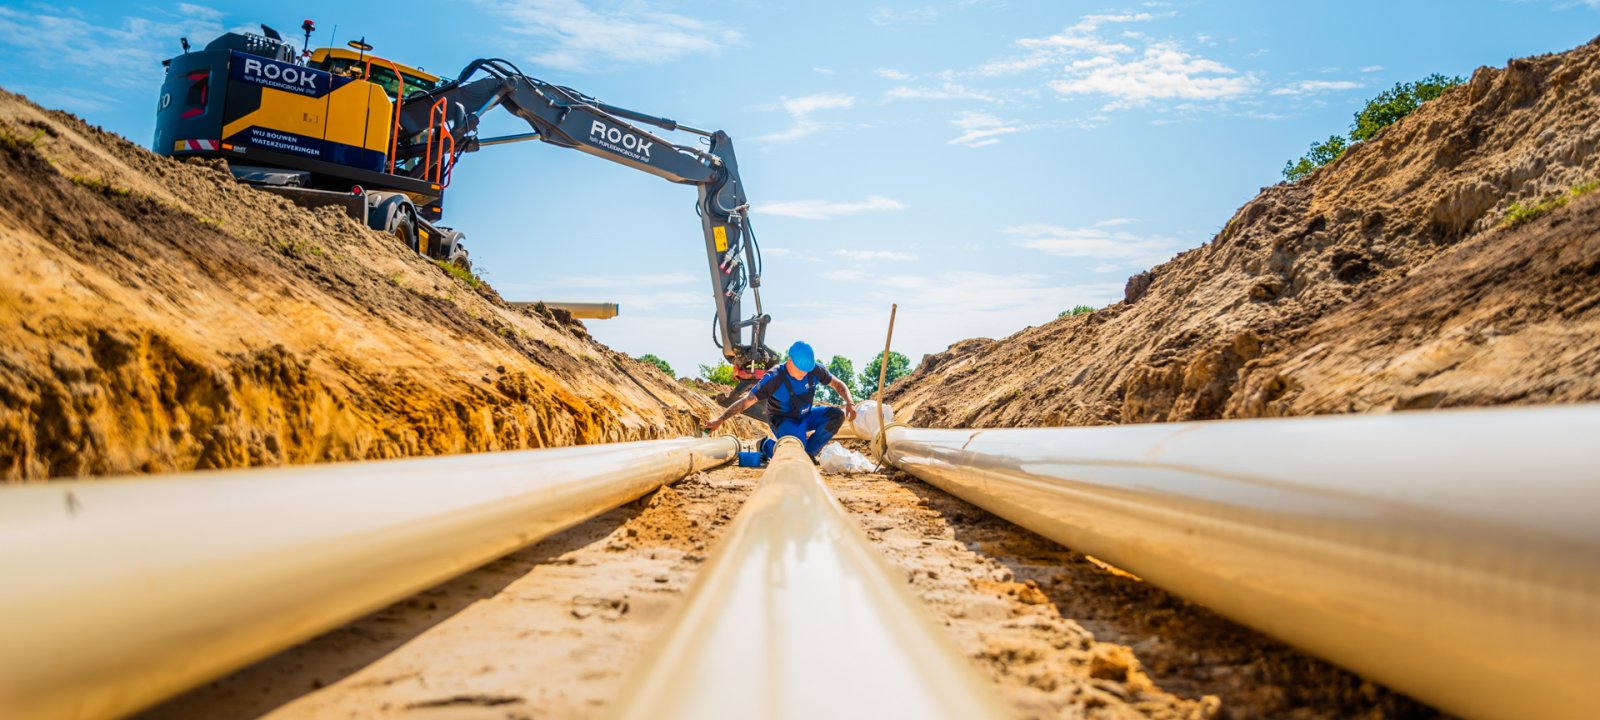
[{"x1": 2, "y1": 1, "x2": 1596, "y2": 380}]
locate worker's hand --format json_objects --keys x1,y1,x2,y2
[
  {"x1": 843, "y1": 402, "x2": 857, "y2": 422},
  {"x1": 704, "y1": 417, "x2": 724, "y2": 434}
]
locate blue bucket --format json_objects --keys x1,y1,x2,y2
[{"x1": 737, "y1": 451, "x2": 765, "y2": 467}]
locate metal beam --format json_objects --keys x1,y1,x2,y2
[
  {"x1": 0, "y1": 437, "x2": 738, "y2": 720},
  {"x1": 882, "y1": 405, "x2": 1600, "y2": 720},
  {"x1": 608, "y1": 437, "x2": 1008, "y2": 720}
]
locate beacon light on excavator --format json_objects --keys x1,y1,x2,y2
[{"x1": 152, "y1": 22, "x2": 778, "y2": 401}]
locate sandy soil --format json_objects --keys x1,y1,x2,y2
[
  {"x1": 889, "y1": 37, "x2": 1600, "y2": 428},
  {"x1": 0, "y1": 89, "x2": 763, "y2": 481},
  {"x1": 137, "y1": 462, "x2": 1444, "y2": 720}
]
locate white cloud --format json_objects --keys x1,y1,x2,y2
[
  {"x1": 755, "y1": 92, "x2": 855, "y2": 142},
  {"x1": 763, "y1": 247, "x2": 823, "y2": 262},
  {"x1": 948, "y1": 111, "x2": 1022, "y2": 148},
  {"x1": 877, "y1": 68, "x2": 914, "y2": 81},
  {"x1": 0, "y1": 6, "x2": 229, "y2": 89},
  {"x1": 973, "y1": 11, "x2": 1254, "y2": 109},
  {"x1": 1360, "y1": 65, "x2": 1385, "y2": 73},
  {"x1": 474, "y1": 0, "x2": 741, "y2": 72},
  {"x1": 1005, "y1": 223, "x2": 1186, "y2": 268},
  {"x1": 1095, "y1": 217, "x2": 1136, "y2": 227},
  {"x1": 1270, "y1": 79, "x2": 1362, "y2": 96},
  {"x1": 870, "y1": 4, "x2": 943, "y2": 25},
  {"x1": 883, "y1": 83, "x2": 997, "y2": 103},
  {"x1": 1049, "y1": 43, "x2": 1254, "y2": 104},
  {"x1": 758, "y1": 195, "x2": 907, "y2": 220},
  {"x1": 832, "y1": 249, "x2": 919, "y2": 262},
  {"x1": 812, "y1": 66, "x2": 836, "y2": 75}
]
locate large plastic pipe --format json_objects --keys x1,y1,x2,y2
[
  {"x1": 509, "y1": 301, "x2": 620, "y2": 319},
  {"x1": 882, "y1": 405, "x2": 1600, "y2": 720},
  {"x1": 0, "y1": 436, "x2": 737, "y2": 720},
  {"x1": 608, "y1": 437, "x2": 1008, "y2": 720}
]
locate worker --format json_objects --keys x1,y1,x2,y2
[{"x1": 704, "y1": 341, "x2": 857, "y2": 462}]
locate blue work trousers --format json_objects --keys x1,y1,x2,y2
[{"x1": 759, "y1": 406, "x2": 846, "y2": 460}]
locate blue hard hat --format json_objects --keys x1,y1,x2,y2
[{"x1": 788, "y1": 341, "x2": 815, "y2": 372}]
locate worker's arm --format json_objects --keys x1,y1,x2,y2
[
  {"x1": 705, "y1": 394, "x2": 759, "y2": 433},
  {"x1": 829, "y1": 377, "x2": 857, "y2": 421}
]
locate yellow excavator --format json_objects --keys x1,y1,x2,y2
[{"x1": 154, "y1": 21, "x2": 777, "y2": 403}]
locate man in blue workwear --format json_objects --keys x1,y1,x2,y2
[{"x1": 704, "y1": 341, "x2": 857, "y2": 462}]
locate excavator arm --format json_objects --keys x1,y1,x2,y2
[{"x1": 395, "y1": 58, "x2": 776, "y2": 376}]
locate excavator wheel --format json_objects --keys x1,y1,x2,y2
[
  {"x1": 389, "y1": 209, "x2": 420, "y2": 254},
  {"x1": 443, "y1": 231, "x2": 472, "y2": 272}
]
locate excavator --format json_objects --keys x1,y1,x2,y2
[{"x1": 152, "y1": 22, "x2": 777, "y2": 404}]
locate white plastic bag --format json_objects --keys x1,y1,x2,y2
[
  {"x1": 851, "y1": 400, "x2": 895, "y2": 438},
  {"x1": 817, "y1": 442, "x2": 878, "y2": 474}
]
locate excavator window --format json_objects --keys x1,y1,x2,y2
[{"x1": 316, "y1": 57, "x2": 442, "y2": 98}]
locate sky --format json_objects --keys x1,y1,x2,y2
[{"x1": 2, "y1": 1, "x2": 1597, "y2": 380}]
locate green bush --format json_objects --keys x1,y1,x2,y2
[
  {"x1": 1282, "y1": 135, "x2": 1350, "y2": 183},
  {"x1": 1282, "y1": 73, "x2": 1463, "y2": 182},
  {"x1": 637, "y1": 354, "x2": 673, "y2": 376},
  {"x1": 698, "y1": 361, "x2": 737, "y2": 386},
  {"x1": 1504, "y1": 179, "x2": 1600, "y2": 229},
  {"x1": 1058, "y1": 305, "x2": 1096, "y2": 318},
  {"x1": 858, "y1": 351, "x2": 912, "y2": 399},
  {"x1": 1351, "y1": 74, "x2": 1463, "y2": 143}
]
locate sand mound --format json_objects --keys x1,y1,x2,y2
[
  {"x1": 890, "y1": 37, "x2": 1600, "y2": 428},
  {"x1": 0, "y1": 89, "x2": 751, "y2": 480}
]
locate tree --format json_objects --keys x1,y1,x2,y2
[
  {"x1": 1350, "y1": 73, "x2": 1463, "y2": 143},
  {"x1": 637, "y1": 354, "x2": 673, "y2": 376},
  {"x1": 1281, "y1": 72, "x2": 1464, "y2": 182},
  {"x1": 858, "y1": 351, "x2": 912, "y2": 400},
  {"x1": 698, "y1": 362, "x2": 737, "y2": 386},
  {"x1": 1058, "y1": 305, "x2": 1096, "y2": 318},
  {"x1": 1282, "y1": 135, "x2": 1349, "y2": 183},
  {"x1": 818, "y1": 355, "x2": 856, "y2": 404}
]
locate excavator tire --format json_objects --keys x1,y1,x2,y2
[{"x1": 389, "y1": 209, "x2": 419, "y2": 254}]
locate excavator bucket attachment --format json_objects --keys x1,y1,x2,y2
[{"x1": 728, "y1": 379, "x2": 768, "y2": 423}]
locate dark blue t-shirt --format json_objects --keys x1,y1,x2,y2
[{"x1": 748, "y1": 365, "x2": 834, "y2": 421}]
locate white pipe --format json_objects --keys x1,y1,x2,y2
[
  {"x1": 883, "y1": 405, "x2": 1600, "y2": 720},
  {"x1": 607, "y1": 437, "x2": 1008, "y2": 720},
  {"x1": 0, "y1": 437, "x2": 738, "y2": 720},
  {"x1": 509, "y1": 301, "x2": 620, "y2": 319}
]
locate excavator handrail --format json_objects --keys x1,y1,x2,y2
[{"x1": 363, "y1": 56, "x2": 406, "y2": 174}]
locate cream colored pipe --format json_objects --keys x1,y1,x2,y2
[
  {"x1": 0, "y1": 436, "x2": 737, "y2": 720},
  {"x1": 883, "y1": 405, "x2": 1600, "y2": 720},
  {"x1": 608, "y1": 437, "x2": 1007, "y2": 720},
  {"x1": 510, "y1": 301, "x2": 620, "y2": 319}
]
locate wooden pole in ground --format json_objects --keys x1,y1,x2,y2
[{"x1": 874, "y1": 304, "x2": 898, "y2": 439}]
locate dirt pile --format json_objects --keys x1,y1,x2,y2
[
  {"x1": 0, "y1": 89, "x2": 756, "y2": 481},
  {"x1": 890, "y1": 38, "x2": 1600, "y2": 427}
]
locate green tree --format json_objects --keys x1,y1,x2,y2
[
  {"x1": 698, "y1": 362, "x2": 737, "y2": 386},
  {"x1": 858, "y1": 351, "x2": 912, "y2": 400},
  {"x1": 1350, "y1": 73, "x2": 1463, "y2": 142},
  {"x1": 1281, "y1": 73, "x2": 1464, "y2": 182},
  {"x1": 636, "y1": 354, "x2": 673, "y2": 376},
  {"x1": 1058, "y1": 305, "x2": 1096, "y2": 318},
  {"x1": 1282, "y1": 135, "x2": 1350, "y2": 183},
  {"x1": 818, "y1": 355, "x2": 856, "y2": 404}
]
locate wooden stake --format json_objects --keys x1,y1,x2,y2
[{"x1": 874, "y1": 303, "x2": 898, "y2": 437}]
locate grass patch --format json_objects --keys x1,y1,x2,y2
[
  {"x1": 0, "y1": 126, "x2": 46, "y2": 149},
  {"x1": 436, "y1": 259, "x2": 482, "y2": 289},
  {"x1": 68, "y1": 174, "x2": 131, "y2": 196},
  {"x1": 1505, "y1": 179, "x2": 1600, "y2": 229},
  {"x1": 1058, "y1": 304, "x2": 1096, "y2": 318}
]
